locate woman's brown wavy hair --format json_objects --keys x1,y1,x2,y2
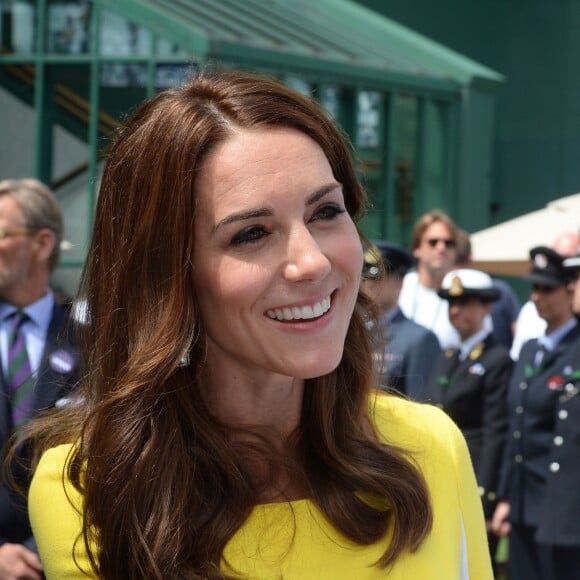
[{"x1": 30, "y1": 69, "x2": 432, "y2": 578}]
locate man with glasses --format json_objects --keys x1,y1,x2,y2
[
  {"x1": 0, "y1": 179, "x2": 79, "y2": 580},
  {"x1": 492, "y1": 246, "x2": 580, "y2": 580},
  {"x1": 398, "y1": 209, "x2": 461, "y2": 348}
]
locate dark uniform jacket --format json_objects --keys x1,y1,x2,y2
[
  {"x1": 372, "y1": 307, "x2": 440, "y2": 399},
  {"x1": 535, "y1": 335, "x2": 580, "y2": 546},
  {"x1": 498, "y1": 322, "x2": 580, "y2": 532},
  {"x1": 0, "y1": 303, "x2": 79, "y2": 547},
  {"x1": 425, "y1": 334, "x2": 512, "y2": 517}
]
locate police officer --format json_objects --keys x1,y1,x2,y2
[
  {"x1": 362, "y1": 241, "x2": 440, "y2": 399},
  {"x1": 492, "y1": 246, "x2": 580, "y2": 580},
  {"x1": 531, "y1": 252, "x2": 580, "y2": 580},
  {"x1": 424, "y1": 268, "x2": 512, "y2": 568}
]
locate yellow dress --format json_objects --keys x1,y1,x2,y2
[{"x1": 29, "y1": 395, "x2": 493, "y2": 579}]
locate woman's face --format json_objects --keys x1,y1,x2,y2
[
  {"x1": 192, "y1": 127, "x2": 363, "y2": 381},
  {"x1": 531, "y1": 283, "x2": 574, "y2": 330}
]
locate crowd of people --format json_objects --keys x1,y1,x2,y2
[
  {"x1": 365, "y1": 210, "x2": 580, "y2": 580},
  {"x1": 0, "y1": 70, "x2": 578, "y2": 579}
]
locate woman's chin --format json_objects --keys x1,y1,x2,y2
[{"x1": 288, "y1": 352, "x2": 343, "y2": 380}]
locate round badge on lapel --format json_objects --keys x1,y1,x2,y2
[
  {"x1": 547, "y1": 375, "x2": 564, "y2": 391},
  {"x1": 468, "y1": 363, "x2": 485, "y2": 376},
  {"x1": 49, "y1": 349, "x2": 75, "y2": 374}
]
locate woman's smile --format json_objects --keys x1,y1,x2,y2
[{"x1": 266, "y1": 293, "x2": 332, "y2": 321}]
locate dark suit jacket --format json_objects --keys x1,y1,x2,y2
[
  {"x1": 535, "y1": 335, "x2": 580, "y2": 545},
  {"x1": 424, "y1": 334, "x2": 512, "y2": 517},
  {"x1": 498, "y1": 323, "x2": 580, "y2": 530},
  {"x1": 372, "y1": 307, "x2": 441, "y2": 399},
  {"x1": 0, "y1": 303, "x2": 79, "y2": 547}
]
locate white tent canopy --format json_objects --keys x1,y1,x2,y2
[{"x1": 470, "y1": 193, "x2": 580, "y2": 276}]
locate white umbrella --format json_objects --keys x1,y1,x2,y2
[{"x1": 470, "y1": 193, "x2": 580, "y2": 276}]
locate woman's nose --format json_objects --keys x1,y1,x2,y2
[{"x1": 283, "y1": 227, "x2": 331, "y2": 283}]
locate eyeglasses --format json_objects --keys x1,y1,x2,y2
[
  {"x1": 0, "y1": 227, "x2": 35, "y2": 240},
  {"x1": 427, "y1": 238, "x2": 456, "y2": 249}
]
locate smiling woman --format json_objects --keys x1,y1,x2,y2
[
  {"x1": 192, "y1": 127, "x2": 362, "y2": 389},
  {"x1": 24, "y1": 69, "x2": 492, "y2": 579}
]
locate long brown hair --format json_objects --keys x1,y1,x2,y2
[{"x1": 31, "y1": 69, "x2": 432, "y2": 578}]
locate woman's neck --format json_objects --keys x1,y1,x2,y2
[
  {"x1": 200, "y1": 360, "x2": 305, "y2": 437},
  {"x1": 200, "y1": 355, "x2": 307, "y2": 502}
]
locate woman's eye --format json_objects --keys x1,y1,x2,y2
[
  {"x1": 230, "y1": 226, "x2": 269, "y2": 246},
  {"x1": 312, "y1": 203, "x2": 346, "y2": 222}
]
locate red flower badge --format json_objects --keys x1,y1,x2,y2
[{"x1": 547, "y1": 375, "x2": 565, "y2": 391}]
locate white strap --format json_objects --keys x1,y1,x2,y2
[{"x1": 459, "y1": 513, "x2": 470, "y2": 580}]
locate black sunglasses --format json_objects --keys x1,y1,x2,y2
[{"x1": 427, "y1": 238, "x2": 456, "y2": 249}]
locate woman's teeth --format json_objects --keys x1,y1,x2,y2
[{"x1": 267, "y1": 295, "x2": 331, "y2": 321}]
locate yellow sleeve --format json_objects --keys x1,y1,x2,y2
[
  {"x1": 370, "y1": 395, "x2": 493, "y2": 580},
  {"x1": 445, "y1": 416, "x2": 494, "y2": 580},
  {"x1": 28, "y1": 444, "x2": 96, "y2": 579}
]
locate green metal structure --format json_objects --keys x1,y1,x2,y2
[{"x1": 0, "y1": 0, "x2": 503, "y2": 294}]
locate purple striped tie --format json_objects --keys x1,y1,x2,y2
[{"x1": 5, "y1": 311, "x2": 34, "y2": 428}]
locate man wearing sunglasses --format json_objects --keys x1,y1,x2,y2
[
  {"x1": 398, "y1": 209, "x2": 461, "y2": 349},
  {"x1": 0, "y1": 179, "x2": 79, "y2": 580},
  {"x1": 492, "y1": 246, "x2": 580, "y2": 580}
]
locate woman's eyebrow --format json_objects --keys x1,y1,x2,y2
[
  {"x1": 214, "y1": 207, "x2": 274, "y2": 232},
  {"x1": 305, "y1": 182, "x2": 342, "y2": 206},
  {"x1": 214, "y1": 182, "x2": 342, "y2": 232}
]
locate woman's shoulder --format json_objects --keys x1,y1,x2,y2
[
  {"x1": 35, "y1": 443, "x2": 76, "y2": 472},
  {"x1": 30, "y1": 443, "x2": 78, "y2": 505},
  {"x1": 369, "y1": 392, "x2": 452, "y2": 430},
  {"x1": 368, "y1": 393, "x2": 465, "y2": 459}
]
